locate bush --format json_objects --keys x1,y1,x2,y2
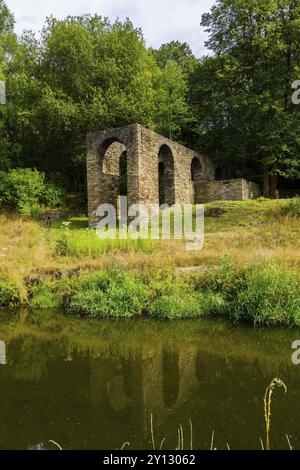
[
  {"x1": 279, "y1": 197, "x2": 300, "y2": 217},
  {"x1": 0, "y1": 280, "x2": 19, "y2": 306},
  {"x1": 0, "y1": 168, "x2": 65, "y2": 216},
  {"x1": 41, "y1": 184, "x2": 66, "y2": 208}
]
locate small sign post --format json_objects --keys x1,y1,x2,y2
[{"x1": 0, "y1": 81, "x2": 6, "y2": 105}]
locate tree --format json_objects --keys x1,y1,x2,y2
[
  {"x1": 3, "y1": 15, "x2": 159, "y2": 190},
  {"x1": 0, "y1": 1, "x2": 17, "y2": 170},
  {"x1": 190, "y1": 0, "x2": 300, "y2": 196},
  {"x1": 151, "y1": 40, "x2": 197, "y2": 75},
  {"x1": 154, "y1": 60, "x2": 190, "y2": 140}
]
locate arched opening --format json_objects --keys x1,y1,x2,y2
[
  {"x1": 119, "y1": 151, "x2": 127, "y2": 196},
  {"x1": 158, "y1": 161, "x2": 165, "y2": 205},
  {"x1": 158, "y1": 145, "x2": 175, "y2": 207},
  {"x1": 215, "y1": 167, "x2": 223, "y2": 181},
  {"x1": 191, "y1": 157, "x2": 202, "y2": 204},
  {"x1": 191, "y1": 157, "x2": 202, "y2": 182},
  {"x1": 98, "y1": 138, "x2": 128, "y2": 210}
]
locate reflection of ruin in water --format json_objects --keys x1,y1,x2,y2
[
  {"x1": 90, "y1": 342, "x2": 203, "y2": 436},
  {"x1": 0, "y1": 314, "x2": 299, "y2": 450}
]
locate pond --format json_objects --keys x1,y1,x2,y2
[{"x1": 0, "y1": 309, "x2": 299, "y2": 450}]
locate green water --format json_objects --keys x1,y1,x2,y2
[{"x1": 0, "y1": 309, "x2": 299, "y2": 450}]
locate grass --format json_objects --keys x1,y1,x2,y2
[
  {"x1": 55, "y1": 226, "x2": 156, "y2": 257},
  {"x1": 0, "y1": 198, "x2": 299, "y2": 325}
]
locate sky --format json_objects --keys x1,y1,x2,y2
[{"x1": 6, "y1": 0, "x2": 215, "y2": 57}]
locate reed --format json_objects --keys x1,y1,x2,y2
[{"x1": 264, "y1": 378, "x2": 287, "y2": 450}]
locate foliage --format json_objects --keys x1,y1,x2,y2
[
  {"x1": 25, "y1": 261, "x2": 300, "y2": 325},
  {"x1": 151, "y1": 41, "x2": 197, "y2": 75},
  {"x1": 153, "y1": 60, "x2": 191, "y2": 140},
  {"x1": 229, "y1": 266, "x2": 300, "y2": 326},
  {"x1": 189, "y1": 0, "x2": 300, "y2": 194},
  {"x1": 0, "y1": 168, "x2": 64, "y2": 216},
  {"x1": 41, "y1": 184, "x2": 66, "y2": 208},
  {"x1": 0, "y1": 1, "x2": 299, "y2": 192},
  {"x1": 0, "y1": 279, "x2": 19, "y2": 306},
  {"x1": 279, "y1": 197, "x2": 300, "y2": 217},
  {"x1": 68, "y1": 269, "x2": 148, "y2": 318},
  {"x1": 195, "y1": 259, "x2": 300, "y2": 326}
]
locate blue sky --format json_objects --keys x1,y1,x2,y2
[{"x1": 6, "y1": 0, "x2": 215, "y2": 56}]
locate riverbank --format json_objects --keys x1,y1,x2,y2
[{"x1": 0, "y1": 198, "x2": 299, "y2": 326}]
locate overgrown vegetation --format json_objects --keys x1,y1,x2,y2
[
  {"x1": 0, "y1": 279, "x2": 19, "y2": 306},
  {"x1": 0, "y1": 168, "x2": 65, "y2": 216},
  {"x1": 0, "y1": 199, "x2": 299, "y2": 326}
]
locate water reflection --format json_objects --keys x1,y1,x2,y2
[{"x1": 0, "y1": 311, "x2": 299, "y2": 450}]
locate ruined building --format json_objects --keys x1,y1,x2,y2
[{"x1": 87, "y1": 124, "x2": 260, "y2": 226}]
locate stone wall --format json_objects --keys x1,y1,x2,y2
[
  {"x1": 137, "y1": 125, "x2": 215, "y2": 207},
  {"x1": 195, "y1": 178, "x2": 261, "y2": 203}
]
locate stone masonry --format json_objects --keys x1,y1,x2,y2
[{"x1": 87, "y1": 124, "x2": 260, "y2": 226}]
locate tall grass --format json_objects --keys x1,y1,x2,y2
[{"x1": 55, "y1": 229, "x2": 156, "y2": 257}]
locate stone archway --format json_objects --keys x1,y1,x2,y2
[
  {"x1": 158, "y1": 144, "x2": 175, "y2": 207},
  {"x1": 191, "y1": 157, "x2": 202, "y2": 182},
  {"x1": 191, "y1": 157, "x2": 202, "y2": 204},
  {"x1": 98, "y1": 138, "x2": 128, "y2": 210}
]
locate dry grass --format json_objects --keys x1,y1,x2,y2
[{"x1": 0, "y1": 200, "x2": 299, "y2": 296}]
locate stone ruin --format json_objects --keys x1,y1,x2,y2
[{"x1": 86, "y1": 124, "x2": 260, "y2": 226}]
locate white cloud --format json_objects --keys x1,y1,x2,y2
[{"x1": 6, "y1": 0, "x2": 214, "y2": 56}]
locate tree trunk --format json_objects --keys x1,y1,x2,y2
[
  {"x1": 270, "y1": 174, "x2": 278, "y2": 199},
  {"x1": 263, "y1": 169, "x2": 270, "y2": 198}
]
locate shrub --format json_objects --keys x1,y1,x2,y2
[
  {"x1": 41, "y1": 184, "x2": 66, "y2": 208},
  {"x1": 0, "y1": 168, "x2": 64, "y2": 216},
  {"x1": 279, "y1": 197, "x2": 300, "y2": 217},
  {"x1": 0, "y1": 280, "x2": 19, "y2": 306}
]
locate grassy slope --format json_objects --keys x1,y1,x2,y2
[
  {"x1": 0, "y1": 198, "x2": 299, "y2": 325},
  {"x1": 0, "y1": 198, "x2": 299, "y2": 276}
]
